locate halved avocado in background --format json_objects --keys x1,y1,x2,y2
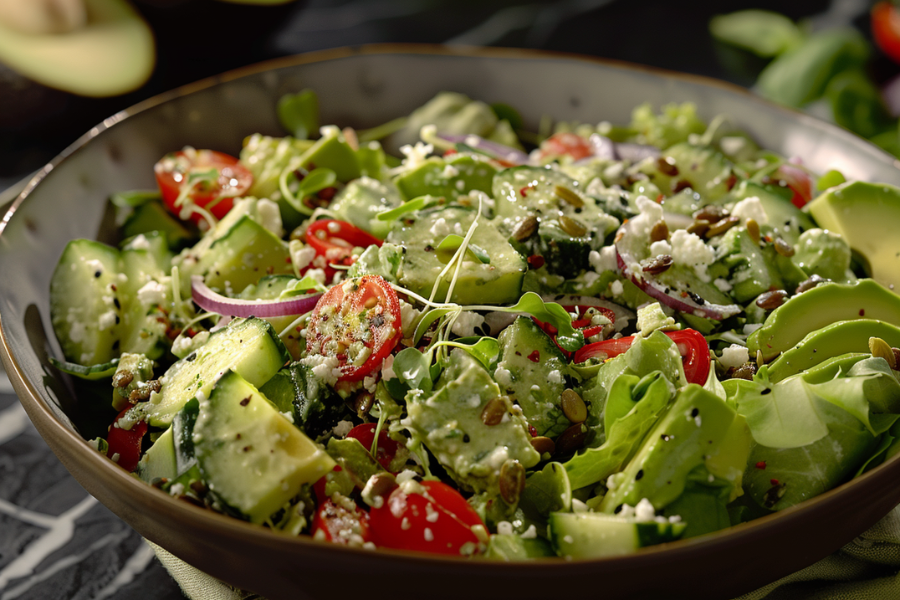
[
  {"x1": 806, "y1": 181, "x2": 900, "y2": 295},
  {"x1": 0, "y1": 0, "x2": 155, "y2": 97}
]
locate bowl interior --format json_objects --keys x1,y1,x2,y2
[{"x1": 3, "y1": 45, "x2": 900, "y2": 600}]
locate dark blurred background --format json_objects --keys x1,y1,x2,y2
[{"x1": 2, "y1": 0, "x2": 871, "y2": 193}]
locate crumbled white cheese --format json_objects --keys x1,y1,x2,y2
[
  {"x1": 493, "y1": 365, "x2": 513, "y2": 388},
  {"x1": 731, "y1": 196, "x2": 769, "y2": 225},
  {"x1": 520, "y1": 524, "x2": 538, "y2": 539},
  {"x1": 649, "y1": 240, "x2": 673, "y2": 257},
  {"x1": 257, "y1": 198, "x2": 284, "y2": 238},
  {"x1": 137, "y1": 280, "x2": 168, "y2": 306},
  {"x1": 743, "y1": 323, "x2": 763, "y2": 335},
  {"x1": 610, "y1": 280, "x2": 624, "y2": 297},
  {"x1": 98, "y1": 310, "x2": 117, "y2": 331},
  {"x1": 714, "y1": 278, "x2": 733, "y2": 293},
  {"x1": 306, "y1": 268, "x2": 327, "y2": 285},
  {"x1": 629, "y1": 195, "x2": 665, "y2": 239},
  {"x1": 301, "y1": 354, "x2": 341, "y2": 386},
  {"x1": 429, "y1": 217, "x2": 450, "y2": 238},
  {"x1": 289, "y1": 241, "x2": 317, "y2": 271},
  {"x1": 128, "y1": 234, "x2": 151, "y2": 251},
  {"x1": 441, "y1": 164, "x2": 459, "y2": 179},
  {"x1": 719, "y1": 344, "x2": 750, "y2": 369},
  {"x1": 634, "y1": 498, "x2": 656, "y2": 523},
  {"x1": 451, "y1": 311, "x2": 485, "y2": 337},
  {"x1": 496, "y1": 521, "x2": 514, "y2": 536},
  {"x1": 332, "y1": 420, "x2": 354, "y2": 437},
  {"x1": 399, "y1": 300, "x2": 422, "y2": 338},
  {"x1": 670, "y1": 229, "x2": 715, "y2": 282},
  {"x1": 589, "y1": 245, "x2": 618, "y2": 274},
  {"x1": 399, "y1": 141, "x2": 434, "y2": 170},
  {"x1": 381, "y1": 354, "x2": 396, "y2": 381},
  {"x1": 547, "y1": 370, "x2": 562, "y2": 384}
]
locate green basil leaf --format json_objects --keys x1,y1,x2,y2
[
  {"x1": 277, "y1": 89, "x2": 320, "y2": 140},
  {"x1": 505, "y1": 292, "x2": 583, "y2": 352}
]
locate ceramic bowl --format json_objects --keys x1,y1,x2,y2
[{"x1": 3, "y1": 45, "x2": 900, "y2": 600}]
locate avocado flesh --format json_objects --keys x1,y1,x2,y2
[
  {"x1": 748, "y1": 280, "x2": 900, "y2": 361},
  {"x1": 0, "y1": 0, "x2": 154, "y2": 97},
  {"x1": 806, "y1": 181, "x2": 900, "y2": 295}
]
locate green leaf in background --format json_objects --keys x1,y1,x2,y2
[
  {"x1": 277, "y1": 89, "x2": 320, "y2": 139},
  {"x1": 757, "y1": 29, "x2": 870, "y2": 108},
  {"x1": 438, "y1": 337, "x2": 500, "y2": 371},
  {"x1": 826, "y1": 69, "x2": 895, "y2": 139},
  {"x1": 393, "y1": 347, "x2": 433, "y2": 394},
  {"x1": 414, "y1": 307, "x2": 456, "y2": 345},
  {"x1": 375, "y1": 195, "x2": 438, "y2": 222},
  {"x1": 710, "y1": 10, "x2": 804, "y2": 58}
]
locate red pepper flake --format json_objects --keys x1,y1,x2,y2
[
  {"x1": 655, "y1": 194, "x2": 665, "y2": 203},
  {"x1": 285, "y1": 256, "x2": 292, "y2": 263},
  {"x1": 334, "y1": 465, "x2": 343, "y2": 472},
  {"x1": 443, "y1": 148, "x2": 458, "y2": 157},
  {"x1": 519, "y1": 185, "x2": 532, "y2": 198},
  {"x1": 859, "y1": 308, "x2": 865, "y2": 316},
  {"x1": 317, "y1": 187, "x2": 337, "y2": 201},
  {"x1": 528, "y1": 425, "x2": 538, "y2": 438},
  {"x1": 770, "y1": 478, "x2": 779, "y2": 486},
  {"x1": 756, "y1": 461, "x2": 767, "y2": 469},
  {"x1": 527, "y1": 255, "x2": 546, "y2": 269},
  {"x1": 527, "y1": 350, "x2": 540, "y2": 363}
]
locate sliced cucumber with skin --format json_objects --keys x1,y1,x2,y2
[
  {"x1": 118, "y1": 236, "x2": 172, "y2": 360},
  {"x1": 549, "y1": 512, "x2": 686, "y2": 558},
  {"x1": 173, "y1": 398, "x2": 200, "y2": 475},
  {"x1": 50, "y1": 239, "x2": 122, "y2": 365},
  {"x1": 144, "y1": 317, "x2": 290, "y2": 427},
  {"x1": 49, "y1": 357, "x2": 119, "y2": 381},
  {"x1": 137, "y1": 426, "x2": 177, "y2": 484},
  {"x1": 194, "y1": 370, "x2": 336, "y2": 524}
]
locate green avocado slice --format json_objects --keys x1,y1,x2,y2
[{"x1": 0, "y1": 0, "x2": 154, "y2": 97}]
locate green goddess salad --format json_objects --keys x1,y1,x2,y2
[{"x1": 48, "y1": 91, "x2": 900, "y2": 559}]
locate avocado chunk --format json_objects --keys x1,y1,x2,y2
[
  {"x1": 495, "y1": 317, "x2": 571, "y2": 437},
  {"x1": 806, "y1": 181, "x2": 900, "y2": 294},
  {"x1": 404, "y1": 349, "x2": 540, "y2": 496},
  {"x1": 394, "y1": 154, "x2": 496, "y2": 203},
  {"x1": 194, "y1": 370, "x2": 335, "y2": 524},
  {"x1": 791, "y1": 228, "x2": 852, "y2": 282},
  {"x1": 387, "y1": 206, "x2": 526, "y2": 305},
  {"x1": 766, "y1": 319, "x2": 900, "y2": 382},
  {"x1": 0, "y1": 0, "x2": 154, "y2": 97},
  {"x1": 748, "y1": 280, "x2": 900, "y2": 361},
  {"x1": 328, "y1": 177, "x2": 402, "y2": 239}
]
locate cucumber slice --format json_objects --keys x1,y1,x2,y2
[
  {"x1": 194, "y1": 370, "x2": 336, "y2": 523},
  {"x1": 548, "y1": 512, "x2": 686, "y2": 558},
  {"x1": 118, "y1": 236, "x2": 172, "y2": 360},
  {"x1": 50, "y1": 239, "x2": 122, "y2": 365},
  {"x1": 145, "y1": 317, "x2": 290, "y2": 427},
  {"x1": 137, "y1": 426, "x2": 177, "y2": 484},
  {"x1": 49, "y1": 357, "x2": 119, "y2": 380}
]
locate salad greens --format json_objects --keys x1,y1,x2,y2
[{"x1": 48, "y1": 89, "x2": 900, "y2": 560}]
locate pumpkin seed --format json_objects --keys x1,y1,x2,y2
[
  {"x1": 513, "y1": 215, "x2": 538, "y2": 241},
  {"x1": 869, "y1": 337, "x2": 898, "y2": 370},
  {"x1": 560, "y1": 389, "x2": 587, "y2": 423},
  {"x1": 756, "y1": 289, "x2": 788, "y2": 310},
  {"x1": 732, "y1": 363, "x2": 757, "y2": 381},
  {"x1": 693, "y1": 205, "x2": 728, "y2": 223},
  {"x1": 112, "y1": 370, "x2": 133, "y2": 389},
  {"x1": 795, "y1": 274, "x2": 825, "y2": 294},
  {"x1": 481, "y1": 396, "x2": 508, "y2": 426},
  {"x1": 746, "y1": 218, "x2": 760, "y2": 244},
  {"x1": 687, "y1": 220, "x2": 710, "y2": 237},
  {"x1": 641, "y1": 254, "x2": 673, "y2": 276},
  {"x1": 774, "y1": 238, "x2": 795, "y2": 257},
  {"x1": 530, "y1": 436, "x2": 556, "y2": 456},
  {"x1": 555, "y1": 423, "x2": 587, "y2": 455},
  {"x1": 554, "y1": 185, "x2": 584, "y2": 208},
  {"x1": 559, "y1": 215, "x2": 588, "y2": 238},
  {"x1": 499, "y1": 460, "x2": 526, "y2": 505},
  {"x1": 657, "y1": 156, "x2": 679, "y2": 176},
  {"x1": 705, "y1": 216, "x2": 740, "y2": 238},
  {"x1": 650, "y1": 219, "x2": 669, "y2": 243}
]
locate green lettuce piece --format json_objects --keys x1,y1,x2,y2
[
  {"x1": 662, "y1": 465, "x2": 733, "y2": 539},
  {"x1": 565, "y1": 372, "x2": 675, "y2": 490},
  {"x1": 630, "y1": 102, "x2": 706, "y2": 149}
]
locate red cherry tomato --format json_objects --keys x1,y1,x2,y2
[
  {"x1": 573, "y1": 329, "x2": 711, "y2": 385},
  {"x1": 369, "y1": 480, "x2": 485, "y2": 556},
  {"x1": 154, "y1": 149, "x2": 252, "y2": 224},
  {"x1": 775, "y1": 163, "x2": 814, "y2": 209},
  {"x1": 533, "y1": 305, "x2": 618, "y2": 357},
  {"x1": 106, "y1": 407, "x2": 148, "y2": 472},
  {"x1": 304, "y1": 219, "x2": 383, "y2": 282},
  {"x1": 346, "y1": 423, "x2": 401, "y2": 471},
  {"x1": 873, "y1": 2, "x2": 900, "y2": 64},
  {"x1": 312, "y1": 497, "x2": 372, "y2": 545},
  {"x1": 306, "y1": 275, "x2": 403, "y2": 382},
  {"x1": 536, "y1": 132, "x2": 593, "y2": 161}
]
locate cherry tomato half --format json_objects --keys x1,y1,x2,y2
[
  {"x1": 776, "y1": 163, "x2": 814, "y2": 209},
  {"x1": 573, "y1": 329, "x2": 711, "y2": 385},
  {"x1": 536, "y1": 132, "x2": 593, "y2": 161},
  {"x1": 106, "y1": 407, "x2": 148, "y2": 473},
  {"x1": 306, "y1": 275, "x2": 403, "y2": 382},
  {"x1": 312, "y1": 497, "x2": 372, "y2": 545},
  {"x1": 306, "y1": 220, "x2": 382, "y2": 263},
  {"x1": 154, "y1": 149, "x2": 253, "y2": 224},
  {"x1": 346, "y1": 423, "x2": 401, "y2": 471},
  {"x1": 533, "y1": 305, "x2": 618, "y2": 358},
  {"x1": 369, "y1": 480, "x2": 485, "y2": 556},
  {"x1": 873, "y1": 2, "x2": 900, "y2": 64}
]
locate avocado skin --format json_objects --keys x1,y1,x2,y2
[
  {"x1": 806, "y1": 181, "x2": 900, "y2": 294},
  {"x1": 749, "y1": 280, "x2": 900, "y2": 362}
]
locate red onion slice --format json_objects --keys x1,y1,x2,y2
[
  {"x1": 614, "y1": 227, "x2": 741, "y2": 321},
  {"x1": 436, "y1": 133, "x2": 531, "y2": 165},
  {"x1": 191, "y1": 276, "x2": 322, "y2": 318}
]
